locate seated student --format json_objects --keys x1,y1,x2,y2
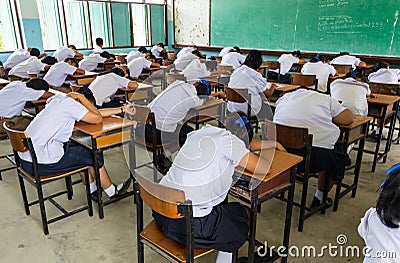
[
  {"x1": 127, "y1": 53, "x2": 160, "y2": 79},
  {"x1": 227, "y1": 49, "x2": 276, "y2": 117},
  {"x1": 151, "y1": 113, "x2": 284, "y2": 263},
  {"x1": 273, "y1": 88, "x2": 354, "y2": 208},
  {"x1": 8, "y1": 51, "x2": 51, "y2": 80},
  {"x1": 4, "y1": 48, "x2": 47, "y2": 70},
  {"x1": 368, "y1": 62, "x2": 400, "y2": 83},
  {"x1": 301, "y1": 55, "x2": 336, "y2": 93},
  {"x1": 220, "y1": 47, "x2": 246, "y2": 69},
  {"x1": 181, "y1": 59, "x2": 211, "y2": 83},
  {"x1": 218, "y1": 46, "x2": 234, "y2": 57},
  {"x1": 53, "y1": 45, "x2": 83, "y2": 62},
  {"x1": 88, "y1": 67, "x2": 137, "y2": 108},
  {"x1": 358, "y1": 163, "x2": 400, "y2": 263},
  {"x1": 79, "y1": 51, "x2": 114, "y2": 72},
  {"x1": 330, "y1": 52, "x2": 366, "y2": 68},
  {"x1": 0, "y1": 79, "x2": 52, "y2": 136},
  {"x1": 17, "y1": 89, "x2": 132, "y2": 201},
  {"x1": 43, "y1": 58, "x2": 85, "y2": 88},
  {"x1": 93, "y1": 37, "x2": 104, "y2": 54},
  {"x1": 176, "y1": 45, "x2": 197, "y2": 58},
  {"x1": 173, "y1": 50, "x2": 202, "y2": 71},
  {"x1": 151, "y1": 42, "x2": 167, "y2": 58},
  {"x1": 126, "y1": 46, "x2": 148, "y2": 64},
  {"x1": 267, "y1": 50, "x2": 306, "y2": 84}
]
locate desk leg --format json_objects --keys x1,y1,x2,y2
[
  {"x1": 353, "y1": 132, "x2": 366, "y2": 198},
  {"x1": 282, "y1": 167, "x2": 296, "y2": 263},
  {"x1": 372, "y1": 108, "x2": 387, "y2": 173},
  {"x1": 384, "y1": 103, "x2": 399, "y2": 162},
  {"x1": 91, "y1": 138, "x2": 104, "y2": 219},
  {"x1": 247, "y1": 188, "x2": 259, "y2": 263}
]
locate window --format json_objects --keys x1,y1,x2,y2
[
  {"x1": 36, "y1": 0, "x2": 64, "y2": 50},
  {"x1": 112, "y1": 3, "x2": 131, "y2": 47},
  {"x1": 88, "y1": 2, "x2": 112, "y2": 47},
  {"x1": 131, "y1": 4, "x2": 150, "y2": 46},
  {"x1": 0, "y1": 0, "x2": 21, "y2": 51},
  {"x1": 145, "y1": 0, "x2": 165, "y2": 4},
  {"x1": 150, "y1": 4, "x2": 165, "y2": 45},
  {"x1": 64, "y1": 0, "x2": 90, "y2": 49}
]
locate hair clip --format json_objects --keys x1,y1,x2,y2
[{"x1": 377, "y1": 163, "x2": 400, "y2": 190}]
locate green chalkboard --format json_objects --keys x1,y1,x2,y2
[{"x1": 210, "y1": 0, "x2": 400, "y2": 56}]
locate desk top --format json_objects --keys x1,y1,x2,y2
[
  {"x1": 71, "y1": 71, "x2": 99, "y2": 79},
  {"x1": 367, "y1": 93, "x2": 400, "y2": 105},
  {"x1": 338, "y1": 114, "x2": 373, "y2": 130},
  {"x1": 329, "y1": 73, "x2": 346, "y2": 80},
  {"x1": 273, "y1": 83, "x2": 300, "y2": 93},
  {"x1": 74, "y1": 116, "x2": 136, "y2": 137},
  {"x1": 192, "y1": 97, "x2": 225, "y2": 111},
  {"x1": 119, "y1": 83, "x2": 153, "y2": 92}
]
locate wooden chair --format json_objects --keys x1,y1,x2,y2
[
  {"x1": 332, "y1": 64, "x2": 352, "y2": 75},
  {"x1": 369, "y1": 82, "x2": 400, "y2": 96},
  {"x1": 205, "y1": 60, "x2": 217, "y2": 71},
  {"x1": 3, "y1": 122, "x2": 92, "y2": 235},
  {"x1": 216, "y1": 65, "x2": 233, "y2": 74},
  {"x1": 166, "y1": 73, "x2": 186, "y2": 85},
  {"x1": 291, "y1": 73, "x2": 318, "y2": 90},
  {"x1": 134, "y1": 167, "x2": 214, "y2": 263},
  {"x1": 0, "y1": 134, "x2": 15, "y2": 180},
  {"x1": 263, "y1": 60, "x2": 281, "y2": 82}
]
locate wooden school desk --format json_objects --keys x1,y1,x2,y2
[
  {"x1": 230, "y1": 150, "x2": 303, "y2": 263},
  {"x1": 366, "y1": 94, "x2": 400, "y2": 172},
  {"x1": 66, "y1": 71, "x2": 99, "y2": 85},
  {"x1": 187, "y1": 97, "x2": 225, "y2": 129},
  {"x1": 71, "y1": 116, "x2": 136, "y2": 219},
  {"x1": 98, "y1": 60, "x2": 122, "y2": 71},
  {"x1": 117, "y1": 83, "x2": 154, "y2": 103}
]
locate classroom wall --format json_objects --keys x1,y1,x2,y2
[{"x1": 17, "y1": 0, "x2": 44, "y2": 53}]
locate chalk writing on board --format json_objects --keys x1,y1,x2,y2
[
  {"x1": 318, "y1": 16, "x2": 384, "y2": 32},
  {"x1": 318, "y1": 0, "x2": 349, "y2": 8}
]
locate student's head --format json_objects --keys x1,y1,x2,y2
[
  {"x1": 145, "y1": 53, "x2": 157, "y2": 63},
  {"x1": 193, "y1": 45, "x2": 198, "y2": 50},
  {"x1": 309, "y1": 57, "x2": 319, "y2": 63},
  {"x1": 96, "y1": 37, "x2": 104, "y2": 47},
  {"x1": 232, "y1": 46, "x2": 241, "y2": 54},
  {"x1": 191, "y1": 50, "x2": 202, "y2": 58},
  {"x1": 243, "y1": 50, "x2": 262, "y2": 70},
  {"x1": 346, "y1": 68, "x2": 363, "y2": 79},
  {"x1": 65, "y1": 57, "x2": 78, "y2": 67},
  {"x1": 77, "y1": 86, "x2": 96, "y2": 105},
  {"x1": 100, "y1": 51, "x2": 112, "y2": 59},
  {"x1": 376, "y1": 164, "x2": 400, "y2": 228},
  {"x1": 373, "y1": 62, "x2": 390, "y2": 71},
  {"x1": 68, "y1": 45, "x2": 77, "y2": 50},
  {"x1": 138, "y1": 46, "x2": 148, "y2": 53},
  {"x1": 26, "y1": 78, "x2": 50, "y2": 91},
  {"x1": 339, "y1": 51, "x2": 350, "y2": 56},
  {"x1": 157, "y1": 42, "x2": 164, "y2": 48},
  {"x1": 315, "y1": 54, "x2": 328, "y2": 63},
  {"x1": 29, "y1": 48, "x2": 40, "y2": 57},
  {"x1": 194, "y1": 80, "x2": 211, "y2": 98},
  {"x1": 292, "y1": 50, "x2": 301, "y2": 58},
  {"x1": 224, "y1": 112, "x2": 254, "y2": 148},
  {"x1": 110, "y1": 67, "x2": 125, "y2": 77}
]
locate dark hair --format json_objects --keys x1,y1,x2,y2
[
  {"x1": 195, "y1": 81, "x2": 210, "y2": 98},
  {"x1": 110, "y1": 67, "x2": 125, "y2": 77},
  {"x1": 193, "y1": 45, "x2": 198, "y2": 50},
  {"x1": 100, "y1": 51, "x2": 111, "y2": 59},
  {"x1": 191, "y1": 50, "x2": 202, "y2": 58},
  {"x1": 68, "y1": 45, "x2": 77, "y2": 50},
  {"x1": 339, "y1": 51, "x2": 350, "y2": 56},
  {"x1": 315, "y1": 54, "x2": 327, "y2": 63},
  {"x1": 26, "y1": 78, "x2": 50, "y2": 91},
  {"x1": 224, "y1": 112, "x2": 254, "y2": 148},
  {"x1": 244, "y1": 50, "x2": 262, "y2": 70},
  {"x1": 157, "y1": 42, "x2": 164, "y2": 48},
  {"x1": 30, "y1": 48, "x2": 40, "y2": 57},
  {"x1": 96, "y1": 37, "x2": 104, "y2": 46},
  {"x1": 346, "y1": 68, "x2": 363, "y2": 79},
  {"x1": 65, "y1": 57, "x2": 78, "y2": 67},
  {"x1": 138, "y1": 46, "x2": 148, "y2": 53},
  {"x1": 233, "y1": 46, "x2": 241, "y2": 54},
  {"x1": 147, "y1": 54, "x2": 157, "y2": 61},
  {"x1": 77, "y1": 86, "x2": 96, "y2": 105},
  {"x1": 377, "y1": 168, "x2": 400, "y2": 228},
  {"x1": 292, "y1": 50, "x2": 301, "y2": 58},
  {"x1": 373, "y1": 62, "x2": 389, "y2": 71},
  {"x1": 309, "y1": 57, "x2": 319, "y2": 63}
]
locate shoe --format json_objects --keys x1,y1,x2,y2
[
  {"x1": 345, "y1": 154, "x2": 352, "y2": 167},
  {"x1": 310, "y1": 196, "x2": 333, "y2": 210},
  {"x1": 91, "y1": 190, "x2": 99, "y2": 203},
  {"x1": 110, "y1": 178, "x2": 131, "y2": 199},
  {"x1": 369, "y1": 130, "x2": 387, "y2": 140}
]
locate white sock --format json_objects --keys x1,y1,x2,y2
[
  {"x1": 104, "y1": 185, "x2": 116, "y2": 197},
  {"x1": 216, "y1": 251, "x2": 232, "y2": 263},
  {"x1": 375, "y1": 128, "x2": 380, "y2": 134},
  {"x1": 90, "y1": 182, "x2": 97, "y2": 193},
  {"x1": 315, "y1": 189, "x2": 324, "y2": 201}
]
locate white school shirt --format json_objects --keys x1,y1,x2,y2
[
  {"x1": 274, "y1": 54, "x2": 300, "y2": 75},
  {"x1": 176, "y1": 47, "x2": 194, "y2": 58},
  {"x1": 92, "y1": 45, "x2": 104, "y2": 54},
  {"x1": 126, "y1": 51, "x2": 145, "y2": 64},
  {"x1": 88, "y1": 73, "x2": 130, "y2": 106},
  {"x1": 4, "y1": 49, "x2": 30, "y2": 69},
  {"x1": 330, "y1": 78, "x2": 370, "y2": 116},
  {"x1": 330, "y1": 55, "x2": 361, "y2": 68},
  {"x1": 8, "y1": 57, "x2": 46, "y2": 79},
  {"x1": 160, "y1": 125, "x2": 249, "y2": 217},
  {"x1": 227, "y1": 65, "x2": 269, "y2": 116},
  {"x1": 151, "y1": 45, "x2": 163, "y2": 57},
  {"x1": 218, "y1": 47, "x2": 233, "y2": 57},
  {"x1": 368, "y1": 68, "x2": 400, "y2": 83},
  {"x1": 220, "y1": 52, "x2": 246, "y2": 69},
  {"x1": 148, "y1": 80, "x2": 203, "y2": 132},
  {"x1": 43, "y1": 62, "x2": 77, "y2": 87},
  {"x1": 53, "y1": 47, "x2": 75, "y2": 62},
  {"x1": 273, "y1": 89, "x2": 346, "y2": 149},
  {"x1": 78, "y1": 53, "x2": 107, "y2": 72},
  {"x1": 301, "y1": 61, "x2": 336, "y2": 93},
  {"x1": 173, "y1": 53, "x2": 198, "y2": 71},
  {"x1": 181, "y1": 59, "x2": 211, "y2": 82},
  {"x1": 358, "y1": 208, "x2": 400, "y2": 263},
  {"x1": 127, "y1": 57, "x2": 152, "y2": 78},
  {"x1": 0, "y1": 82, "x2": 44, "y2": 118},
  {"x1": 19, "y1": 94, "x2": 88, "y2": 164}
]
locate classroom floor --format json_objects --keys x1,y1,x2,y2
[{"x1": 0, "y1": 127, "x2": 398, "y2": 263}]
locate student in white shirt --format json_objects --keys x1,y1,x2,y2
[
  {"x1": 18, "y1": 89, "x2": 132, "y2": 201},
  {"x1": 151, "y1": 42, "x2": 167, "y2": 58},
  {"x1": 358, "y1": 164, "x2": 400, "y2": 263},
  {"x1": 301, "y1": 55, "x2": 336, "y2": 93},
  {"x1": 227, "y1": 49, "x2": 276, "y2": 117},
  {"x1": 181, "y1": 59, "x2": 211, "y2": 83},
  {"x1": 176, "y1": 45, "x2": 195, "y2": 58},
  {"x1": 88, "y1": 67, "x2": 137, "y2": 108},
  {"x1": 218, "y1": 46, "x2": 234, "y2": 57},
  {"x1": 0, "y1": 79, "x2": 52, "y2": 136},
  {"x1": 44, "y1": 58, "x2": 84, "y2": 88},
  {"x1": 267, "y1": 50, "x2": 306, "y2": 84},
  {"x1": 126, "y1": 46, "x2": 148, "y2": 64},
  {"x1": 151, "y1": 112, "x2": 283, "y2": 263},
  {"x1": 79, "y1": 52, "x2": 114, "y2": 72},
  {"x1": 220, "y1": 48, "x2": 246, "y2": 69},
  {"x1": 273, "y1": 89, "x2": 354, "y2": 209},
  {"x1": 330, "y1": 52, "x2": 366, "y2": 68},
  {"x1": 368, "y1": 62, "x2": 400, "y2": 83},
  {"x1": 173, "y1": 50, "x2": 202, "y2": 71},
  {"x1": 127, "y1": 53, "x2": 160, "y2": 79},
  {"x1": 53, "y1": 46, "x2": 76, "y2": 62},
  {"x1": 93, "y1": 37, "x2": 104, "y2": 54},
  {"x1": 3, "y1": 48, "x2": 47, "y2": 70},
  {"x1": 8, "y1": 56, "x2": 49, "y2": 80}
]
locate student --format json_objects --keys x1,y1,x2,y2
[
  {"x1": 79, "y1": 52, "x2": 114, "y2": 72},
  {"x1": 176, "y1": 45, "x2": 197, "y2": 58},
  {"x1": 368, "y1": 62, "x2": 400, "y2": 83},
  {"x1": 8, "y1": 54, "x2": 50, "y2": 80},
  {"x1": 127, "y1": 53, "x2": 160, "y2": 79},
  {"x1": 53, "y1": 45, "x2": 83, "y2": 62},
  {"x1": 273, "y1": 88, "x2": 354, "y2": 209},
  {"x1": 218, "y1": 46, "x2": 234, "y2": 57},
  {"x1": 358, "y1": 163, "x2": 400, "y2": 263},
  {"x1": 181, "y1": 59, "x2": 211, "y2": 83},
  {"x1": 301, "y1": 55, "x2": 336, "y2": 93},
  {"x1": 173, "y1": 50, "x2": 202, "y2": 71},
  {"x1": 227, "y1": 49, "x2": 276, "y2": 117},
  {"x1": 3, "y1": 48, "x2": 46, "y2": 70},
  {"x1": 220, "y1": 48, "x2": 246, "y2": 69},
  {"x1": 93, "y1": 37, "x2": 104, "y2": 54},
  {"x1": 152, "y1": 113, "x2": 281, "y2": 263},
  {"x1": 43, "y1": 58, "x2": 84, "y2": 88},
  {"x1": 126, "y1": 47, "x2": 148, "y2": 64},
  {"x1": 267, "y1": 50, "x2": 306, "y2": 84},
  {"x1": 151, "y1": 42, "x2": 167, "y2": 58},
  {"x1": 0, "y1": 79, "x2": 52, "y2": 136},
  {"x1": 17, "y1": 89, "x2": 132, "y2": 201},
  {"x1": 330, "y1": 52, "x2": 366, "y2": 68},
  {"x1": 88, "y1": 67, "x2": 137, "y2": 108}
]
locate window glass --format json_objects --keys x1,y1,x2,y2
[
  {"x1": 132, "y1": 4, "x2": 150, "y2": 46},
  {"x1": 88, "y1": 2, "x2": 112, "y2": 47},
  {"x1": 145, "y1": 0, "x2": 164, "y2": 4},
  {"x1": 0, "y1": 0, "x2": 20, "y2": 51},
  {"x1": 36, "y1": 0, "x2": 64, "y2": 50},
  {"x1": 150, "y1": 5, "x2": 165, "y2": 45},
  {"x1": 111, "y1": 3, "x2": 131, "y2": 47},
  {"x1": 64, "y1": 0, "x2": 89, "y2": 48}
]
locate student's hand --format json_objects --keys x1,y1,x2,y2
[
  {"x1": 68, "y1": 92, "x2": 85, "y2": 103},
  {"x1": 369, "y1": 93, "x2": 377, "y2": 98},
  {"x1": 125, "y1": 103, "x2": 136, "y2": 115}
]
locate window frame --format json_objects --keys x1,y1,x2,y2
[{"x1": 0, "y1": 0, "x2": 23, "y2": 53}]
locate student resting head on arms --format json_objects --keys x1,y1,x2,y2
[
  {"x1": 301, "y1": 54, "x2": 336, "y2": 93},
  {"x1": 127, "y1": 53, "x2": 160, "y2": 79},
  {"x1": 368, "y1": 62, "x2": 400, "y2": 83},
  {"x1": 330, "y1": 51, "x2": 366, "y2": 68},
  {"x1": 43, "y1": 58, "x2": 85, "y2": 88}
]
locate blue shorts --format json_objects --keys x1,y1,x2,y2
[{"x1": 20, "y1": 141, "x2": 104, "y2": 176}]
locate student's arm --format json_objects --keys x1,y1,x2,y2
[
  {"x1": 262, "y1": 83, "x2": 276, "y2": 97},
  {"x1": 40, "y1": 91, "x2": 54, "y2": 99},
  {"x1": 332, "y1": 109, "x2": 354, "y2": 126},
  {"x1": 151, "y1": 62, "x2": 160, "y2": 68},
  {"x1": 298, "y1": 58, "x2": 306, "y2": 63},
  {"x1": 98, "y1": 106, "x2": 124, "y2": 117},
  {"x1": 74, "y1": 51, "x2": 84, "y2": 59},
  {"x1": 68, "y1": 93, "x2": 102, "y2": 124},
  {"x1": 73, "y1": 68, "x2": 85, "y2": 75},
  {"x1": 44, "y1": 65, "x2": 51, "y2": 71},
  {"x1": 38, "y1": 53, "x2": 47, "y2": 59},
  {"x1": 358, "y1": 61, "x2": 367, "y2": 68},
  {"x1": 127, "y1": 80, "x2": 138, "y2": 89}
]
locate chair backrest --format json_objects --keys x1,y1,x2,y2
[
  {"x1": 166, "y1": 73, "x2": 186, "y2": 85},
  {"x1": 216, "y1": 65, "x2": 233, "y2": 73},
  {"x1": 3, "y1": 122, "x2": 28, "y2": 153},
  {"x1": 266, "y1": 120, "x2": 311, "y2": 150},
  {"x1": 167, "y1": 53, "x2": 176, "y2": 61},
  {"x1": 332, "y1": 64, "x2": 352, "y2": 75},
  {"x1": 264, "y1": 60, "x2": 280, "y2": 70},
  {"x1": 128, "y1": 105, "x2": 151, "y2": 124},
  {"x1": 369, "y1": 82, "x2": 400, "y2": 96},
  {"x1": 205, "y1": 60, "x2": 217, "y2": 71},
  {"x1": 291, "y1": 73, "x2": 317, "y2": 87},
  {"x1": 225, "y1": 87, "x2": 251, "y2": 116},
  {"x1": 218, "y1": 75, "x2": 230, "y2": 86}
]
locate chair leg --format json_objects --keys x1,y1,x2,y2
[
  {"x1": 232, "y1": 250, "x2": 238, "y2": 263},
  {"x1": 65, "y1": 176, "x2": 73, "y2": 200},
  {"x1": 298, "y1": 178, "x2": 309, "y2": 232},
  {"x1": 84, "y1": 169, "x2": 93, "y2": 217},
  {"x1": 18, "y1": 175, "x2": 30, "y2": 215},
  {"x1": 333, "y1": 180, "x2": 342, "y2": 212},
  {"x1": 36, "y1": 182, "x2": 49, "y2": 235}
]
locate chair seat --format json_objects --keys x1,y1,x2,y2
[
  {"x1": 140, "y1": 220, "x2": 213, "y2": 263},
  {"x1": 18, "y1": 166, "x2": 90, "y2": 183}
]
